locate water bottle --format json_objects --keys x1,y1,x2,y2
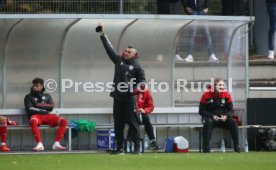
[
  {"x1": 244, "y1": 139, "x2": 249, "y2": 153},
  {"x1": 131, "y1": 142, "x2": 134, "y2": 152},
  {"x1": 144, "y1": 134, "x2": 149, "y2": 149},
  {"x1": 127, "y1": 141, "x2": 131, "y2": 153},
  {"x1": 139, "y1": 113, "x2": 143, "y2": 124},
  {"x1": 220, "y1": 139, "x2": 225, "y2": 153}
]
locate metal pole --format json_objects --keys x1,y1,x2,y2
[
  {"x1": 245, "y1": 24, "x2": 249, "y2": 99},
  {"x1": 59, "y1": 19, "x2": 80, "y2": 108},
  {"x1": 120, "y1": 0, "x2": 124, "y2": 14},
  {"x1": 249, "y1": 0, "x2": 254, "y2": 47},
  {"x1": 2, "y1": 19, "x2": 22, "y2": 109}
]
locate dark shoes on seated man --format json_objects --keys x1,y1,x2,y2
[
  {"x1": 111, "y1": 148, "x2": 142, "y2": 155},
  {"x1": 203, "y1": 146, "x2": 241, "y2": 153}
]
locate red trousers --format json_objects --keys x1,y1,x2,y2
[{"x1": 30, "y1": 114, "x2": 67, "y2": 143}]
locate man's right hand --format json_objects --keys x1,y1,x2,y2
[
  {"x1": 213, "y1": 115, "x2": 227, "y2": 122},
  {"x1": 213, "y1": 115, "x2": 221, "y2": 121},
  {"x1": 7, "y1": 119, "x2": 18, "y2": 126},
  {"x1": 185, "y1": 7, "x2": 193, "y2": 14},
  {"x1": 203, "y1": 8, "x2": 208, "y2": 14},
  {"x1": 137, "y1": 108, "x2": 145, "y2": 114}
]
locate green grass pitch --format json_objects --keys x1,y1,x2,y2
[{"x1": 1, "y1": 152, "x2": 276, "y2": 170}]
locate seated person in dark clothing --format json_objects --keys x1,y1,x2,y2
[
  {"x1": 127, "y1": 87, "x2": 160, "y2": 150},
  {"x1": 199, "y1": 78, "x2": 240, "y2": 153},
  {"x1": 24, "y1": 78, "x2": 67, "y2": 151}
]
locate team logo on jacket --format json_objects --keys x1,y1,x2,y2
[
  {"x1": 42, "y1": 96, "x2": 46, "y2": 100},
  {"x1": 221, "y1": 99, "x2": 225, "y2": 104},
  {"x1": 129, "y1": 66, "x2": 134, "y2": 70}
]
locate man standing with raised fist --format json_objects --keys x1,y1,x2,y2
[{"x1": 96, "y1": 24, "x2": 146, "y2": 155}]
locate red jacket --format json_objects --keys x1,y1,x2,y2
[
  {"x1": 199, "y1": 90, "x2": 233, "y2": 118},
  {"x1": 136, "y1": 89, "x2": 154, "y2": 115}
]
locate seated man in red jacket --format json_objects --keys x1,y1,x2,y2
[
  {"x1": 199, "y1": 78, "x2": 240, "y2": 153},
  {"x1": 0, "y1": 116, "x2": 17, "y2": 152},
  {"x1": 24, "y1": 78, "x2": 67, "y2": 151},
  {"x1": 128, "y1": 87, "x2": 160, "y2": 150}
]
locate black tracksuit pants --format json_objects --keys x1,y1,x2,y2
[
  {"x1": 127, "y1": 113, "x2": 156, "y2": 141},
  {"x1": 202, "y1": 117, "x2": 239, "y2": 152},
  {"x1": 141, "y1": 113, "x2": 155, "y2": 141},
  {"x1": 113, "y1": 97, "x2": 140, "y2": 151}
]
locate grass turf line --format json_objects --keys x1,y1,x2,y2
[{"x1": 1, "y1": 152, "x2": 276, "y2": 170}]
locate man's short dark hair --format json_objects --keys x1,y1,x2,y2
[
  {"x1": 127, "y1": 44, "x2": 137, "y2": 53},
  {"x1": 214, "y1": 78, "x2": 224, "y2": 85},
  {"x1": 127, "y1": 45, "x2": 135, "y2": 49},
  {"x1": 32, "y1": 78, "x2": 44, "y2": 85}
]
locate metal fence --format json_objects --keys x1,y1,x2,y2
[
  {"x1": 0, "y1": 0, "x2": 154, "y2": 14},
  {"x1": 0, "y1": 0, "x2": 252, "y2": 15}
]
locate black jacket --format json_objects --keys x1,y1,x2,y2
[
  {"x1": 24, "y1": 88, "x2": 54, "y2": 119},
  {"x1": 199, "y1": 91, "x2": 234, "y2": 119},
  {"x1": 267, "y1": 0, "x2": 276, "y2": 4},
  {"x1": 100, "y1": 34, "x2": 146, "y2": 101},
  {"x1": 182, "y1": 0, "x2": 209, "y2": 11},
  {"x1": 221, "y1": 0, "x2": 245, "y2": 16}
]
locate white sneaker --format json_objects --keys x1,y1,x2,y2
[
  {"x1": 52, "y1": 141, "x2": 66, "y2": 150},
  {"x1": 268, "y1": 50, "x2": 274, "y2": 59},
  {"x1": 175, "y1": 54, "x2": 184, "y2": 61},
  {"x1": 209, "y1": 54, "x2": 219, "y2": 63},
  {"x1": 184, "y1": 54, "x2": 194, "y2": 62},
  {"x1": 33, "y1": 142, "x2": 44, "y2": 151}
]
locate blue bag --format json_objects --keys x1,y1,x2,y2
[{"x1": 164, "y1": 137, "x2": 175, "y2": 153}]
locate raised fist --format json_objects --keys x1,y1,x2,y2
[{"x1": 95, "y1": 25, "x2": 103, "y2": 33}]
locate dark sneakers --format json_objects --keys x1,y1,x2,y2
[
  {"x1": 234, "y1": 146, "x2": 241, "y2": 153},
  {"x1": 202, "y1": 148, "x2": 240, "y2": 153},
  {"x1": 203, "y1": 145, "x2": 210, "y2": 153},
  {"x1": 132, "y1": 150, "x2": 142, "y2": 155},
  {"x1": 111, "y1": 149, "x2": 125, "y2": 155},
  {"x1": 203, "y1": 149, "x2": 211, "y2": 153},
  {"x1": 149, "y1": 140, "x2": 160, "y2": 150}
]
